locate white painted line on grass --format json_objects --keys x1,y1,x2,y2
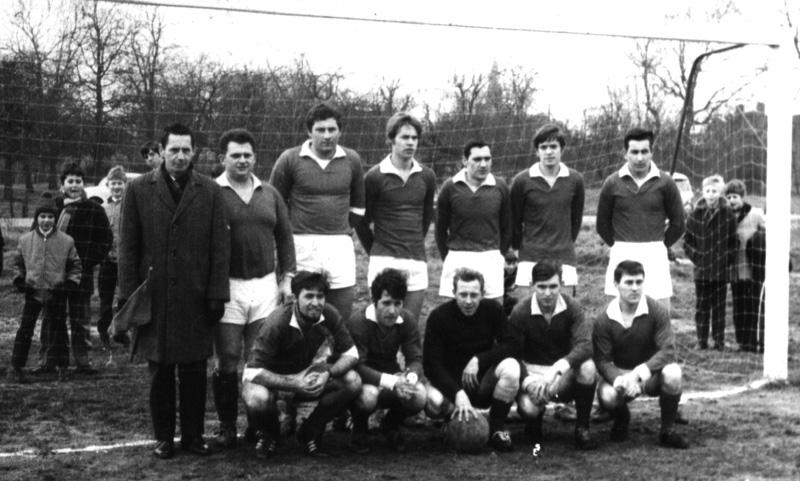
[{"x1": 0, "y1": 378, "x2": 775, "y2": 459}]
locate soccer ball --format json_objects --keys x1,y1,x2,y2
[{"x1": 443, "y1": 414, "x2": 489, "y2": 454}]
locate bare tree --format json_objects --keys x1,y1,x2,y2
[
  {"x1": 505, "y1": 66, "x2": 537, "y2": 118},
  {"x1": 377, "y1": 78, "x2": 413, "y2": 115},
  {"x1": 123, "y1": 7, "x2": 167, "y2": 141},
  {"x1": 451, "y1": 73, "x2": 485, "y2": 116},
  {"x1": 78, "y1": 0, "x2": 131, "y2": 176},
  {"x1": 6, "y1": 0, "x2": 83, "y2": 190}
]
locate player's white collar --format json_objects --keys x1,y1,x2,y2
[
  {"x1": 453, "y1": 169, "x2": 496, "y2": 187},
  {"x1": 606, "y1": 296, "x2": 649, "y2": 328},
  {"x1": 528, "y1": 162, "x2": 570, "y2": 179},
  {"x1": 379, "y1": 155, "x2": 423, "y2": 176},
  {"x1": 289, "y1": 310, "x2": 326, "y2": 330},
  {"x1": 365, "y1": 303, "x2": 404, "y2": 325},
  {"x1": 531, "y1": 294, "x2": 567, "y2": 317},
  {"x1": 215, "y1": 172, "x2": 261, "y2": 188},
  {"x1": 619, "y1": 162, "x2": 660, "y2": 183},
  {"x1": 300, "y1": 140, "x2": 346, "y2": 162}
]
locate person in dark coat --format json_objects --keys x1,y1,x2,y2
[
  {"x1": 683, "y1": 175, "x2": 738, "y2": 350},
  {"x1": 118, "y1": 123, "x2": 230, "y2": 459}
]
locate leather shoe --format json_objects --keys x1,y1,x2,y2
[
  {"x1": 153, "y1": 440, "x2": 174, "y2": 459},
  {"x1": 181, "y1": 438, "x2": 212, "y2": 456}
]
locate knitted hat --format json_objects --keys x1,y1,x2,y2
[
  {"x1": 106, "y1": 165, "x2": 127, "y2": 183},
  {"x1": 725, "y1": 179, "x2": 746, "y2": 197},
  {"x1": 34, "y1": 194, "x2": 58, "y2": 218}
]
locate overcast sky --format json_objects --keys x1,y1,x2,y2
[{"x1": 3, "y1": 0, "x2": 797, "y2": 123}]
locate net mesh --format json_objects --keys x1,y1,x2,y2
[{"x1": 0, "y1": 4, "x2": 774, "y2": 393}]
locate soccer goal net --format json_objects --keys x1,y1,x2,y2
[{"x1": 0, "y1": 1, "x2": 792, "y2": 395}]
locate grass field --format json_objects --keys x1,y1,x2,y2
[{"x1": 1, "y1": 222, "x2": 799, "y2": 480}]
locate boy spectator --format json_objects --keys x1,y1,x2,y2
[
  {"x1": 724, "y1": 179, "x2": 766, "y2": 352},
  {"x1": 348, "y1": 268, "x2": 426, "y2": 454},
  {"x1": 97, "y1": 166, "x2": 129, "y2": 348},
  {"x1": 684, "y1": 175, "x2": 738, "y2": 350},
  {"x1": 8, "y1": 196, "x2": 81, "y2": 382},
  {"x1": 140, "y1": 141, "x2": 162, "y2": 171},
  {"x1": 40, "y1": 163, "x2": 112, "y2": 374}
]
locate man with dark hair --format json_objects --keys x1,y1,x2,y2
[
  {"x1": 140, "y1": 141, "x2": 162, "y2": 170},
  {"x1": 269, "y1": 103, "x2": 365, "y2": 323},
  {"x1": 424, "y1": 268, "x2": 519, "y2": 452},
  {"x1": 211, "y1": 128, "x2": 296, "y2": 449},
  {"x1": 509, "y1": 259, "x2": 598, "y2": 450},
  {"x1": 241, "y1": 270, "x2": 361, "y2": 458},
  {"x1": 37, "y1": 162, "x2": 112, "y2": 375},
  {"x1": 357, "y1": 112, "x2": 436, "y2": 321},
  {"x1": 119, "y1": 122, "x2": 230, "y2": 459},
  {"x1": 435, "y1": 140, "x2": 511, "y2": 303},
  {"x1": 593, "y1": 260, "x2": 688, "y2": 449},
  {"x1": 347, "y1": 268, "x2": 426, "y2": 454},
  {"x1": 596, "y1": 127, "x2": 685, "y2": 311},
  {"x1": 510, "y1": 123, "x2": 584, "y2": 295}
]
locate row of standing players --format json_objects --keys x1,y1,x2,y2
[{"x1": 8, "y1": 103, "x2": 758, "y2": 459}]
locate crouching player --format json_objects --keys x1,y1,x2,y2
[
  {"x1": 510, "y1": 260, "x2": 598, "y2": 450},
  {"x1": 241, "y1": 271, "x2": 361, "y2": 458},
  {"x1": 424, "y1": 268, "x2": 520, "y2": 452},
  {"x1": 593, "y1": 260, "x2": 688, "y2": 449},
  {"x1": 348, "y1": 268, "x2": 426, "y2": 453}
]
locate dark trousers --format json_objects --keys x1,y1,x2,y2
[
  {"x1": 731, "y1": 280, "x2": 764, "y2": 351},
  {"x1": 12, "y1": 291, "x2": 68, "y2": 369},
  {"x1": 97, "y1": 260, "x2": 118, "y2": 336},
  {"x1": 39, "y1": 271, "x2": 93, "y2": 367},
  {"x1": 148, "y1": 360, "x2": 208, "y2": 443},
  {"x1": 694, "y1": 281, "x2": 728, "y2": 346}
]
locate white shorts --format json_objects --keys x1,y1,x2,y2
[
  {"x1": 221, "y1": 273, "x2": 279, "y2": 325},
  {"x1": 439, "y1": 250, "x2": 504, "y2": 299},
  {"x1": 294, "y1": 234, "x2": 356, "y2": 289},
  {"x1": 604, "y1": 241, "x2": 672, "y2": 298},
  {"x1": 515, "y1": 262, "x2": 578, "y2": 288},
  {"x1": 367, "y1": 256, "x2": 428, "y2": 291}
]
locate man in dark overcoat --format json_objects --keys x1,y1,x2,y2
[{"x1": 119, "y1": 123, "x2": 230, "y2": 459}]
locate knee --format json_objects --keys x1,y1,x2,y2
[
  {"x1": 661, "y1": 363, "x2": 683, "y2": 394},
  {"x1": 242, "y1": 382, "x2": 274, "y2": 413},
  {"x1": 495, "y1": 358, "x2": 521, "y2": 384},
  {"x1": 341, "y1": 369, "x2": 362, "y2": 395},
  {"x1": 400, "y1": 382, "x2": 428, "y2": 413},
  {"x1": 355, "y1": 384, "x2": 380, "y2": 412},
  {"x1": 597, "y1": 381, "x2": 623, "y2": 410},
  {"x1": 516, "y1": 392, "x2": 543, "y2": 419},
  {"x1": 216, "y1": 351, "x2": 240, "y2": 374},
  {"x1": 576, "y1": 359, "x2": 597, "y2": 385},
  {"x1": 425, "y1": 385, "x2": 452, "y2": 419}
]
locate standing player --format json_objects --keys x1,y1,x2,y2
[
  {"x1": 241, "y1": 271, "x2": 361, "y2": 458},
  {"x1": 593, "y1": 260, "x2": 688, "y2": 449},
  {"x1": 424, "y1": 268, "x2": 519, "y2": 452},
  {"x1": 510, "y1": 124, "x2": 585, "y2": 294},
  {"x1": 212, "y1": 128, "x2": 296, "y2": 449},
  {"x1": 348, "y1": 268, "x2": 426, "y2": 453},
  {"x1": 435, "y1": 140, "x2": 511, "y2": 303},
  {"x1": 596, "y1": 127, "x2": 685, "y2": 311},
  {"x1": 270, "y1": 103, "x2": 364, "y2": 323},
  {"x1": 510, "y1": 260, "x2": 598, "y2": 450},
  {"x1": 356, "y1": 112, "x2": 436, "y2": 320}
]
